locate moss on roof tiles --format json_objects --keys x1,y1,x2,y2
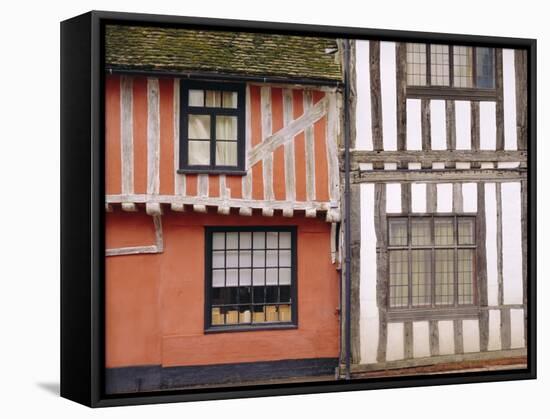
[{"x1": 105, "y1": 25, "x2": 342, "y2": 82}]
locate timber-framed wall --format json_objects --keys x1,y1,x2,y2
[{"x1": 61, "y1": 10, "x2": 536, "y2": 407}]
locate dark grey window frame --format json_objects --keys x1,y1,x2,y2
[
  {"x1": 204, "y1": 226, "x2": 298, "y2": 333},
  {"x1": 406, "y1": 43, "x2": 497, "y2": 101},
  {"x1": 178, "y1": 80, "x2": 247, "y2": 175},
  {"x1": 386, "y1": 214, "x2": 479, "y2": 322}
]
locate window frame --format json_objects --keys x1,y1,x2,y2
[
  {"x1": 406, "y1": 43, "x2": 498, "y2": 101},
  {"x1": 386, "y1": 214, "x2": 479, "y2": 321},
  {"x1": 204, "y1": 226, "x2": 298, "y2": 333},
  {"x1": 179, "y1": 80, "x2": 247, "y2": 175}
]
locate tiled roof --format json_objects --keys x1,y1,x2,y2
[{"x1": 105, "y1": 25, "x2": 342, "y2": 82}]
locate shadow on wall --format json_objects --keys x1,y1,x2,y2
[{"x1": 36, "y1": 382, "x2": 60, "y2": 396}]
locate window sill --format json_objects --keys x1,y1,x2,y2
[
  {"x1": 386, "y1": 306, "x2": 479, "y2": 322},
  {"x1": 204, "y1": 323, "x2": 298, "y2": 334},
  {"x1": 406, "y1": 86, "x2": 497, "y2": 101},
  {"x1": 177, "y1": 168, "x2": 247, "y2": 176}
]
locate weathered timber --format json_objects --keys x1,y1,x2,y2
[
  {"x1": 396, "y1": 42, "x2": 407, "y2": 151},
  {"x1": 495, "y1": 49, "x2": 505, "y2": 151},
  {"x1": 374, "y1": 184, "x2": 388, "y2": 362},
  {"x1": 429, "y1": 320, "x2": 440, "y2": 356},
  {"x1": 477, "y1": 183, "x2": 489, "y2": 351},
  {"x1": 500, "y1": 307, "x2": 512, "y2": 350},
  {"x1": 404, "y1": 321, "x2": 413, "y2": 359},
  {"x1": 282, "y1": 88, "x2": 296, "y2": 202},
  {"x1": 350, "y1": 183, "x2": 361, "y2": 364},
  {"x1": 173, "y1": 79, "x2": 186, "y2": 196},
  {"x1": 120, "y1": 76, "x2": 134, "y2": 195},
  {"x1": 304, "y1": 90, "x2": 316, "y2": 201},
  {"x1": 348, "y1": 150, "x2": 527, "y2": 165},
  {"x1": 147, "y1": 78, "x2": 160, "y2": 196},
  {"x1": 106, "y1": 214, "x2": 163, "y2": 256},
  {"x1": 351, "y1": 168, "x2": 526, "y2": 183},
  {"x1": 454, "y1": 319, "x2": 464, "y2": 354},
  {"x1": 445, "y1": 100, "x2": 456, "y2": 151},
  {"x1": 261, "y1": 86, "x2": 274, "y2": 201},
  {"x1": 471, "y1": 101, "x2": 480, "y2": 154},
  {"x1": 242, "y1": 85, "x2": 252, "y2": 199},
  {"x1": 370, "y1": 41, "x2": 383, "y2": 151},
  {"x1": 421, "y1": 99, "x2": 431, "y2": 151},
  {"x1": 515, "y1": 49, "x2": 528, "y2": 151}
]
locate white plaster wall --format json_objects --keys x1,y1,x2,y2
[
  {"x1": 412, "y1": 321, "x2": 430, "y2": 358},
  {"x1": 437, "y1": 183, "x2": 453, "y2": 212},
  {"x1": 463, "y1": 319, "x2": 481, "y2": 353},
  {"x1": 480, "y1": 101, "x2": 497, "y2": 150},
  {"x1": 380, "y1": 42, "x2": 397, "y2": 151},
  {"x1": 430, "y1": 100, "x2": 446, "y2": 150},
  {"x1": 501, "y1": 182, "x2": 523, "y2": 304},
  {"x1": 386, "y1": 322, "x2": 405, "y2": 361},
  {"x1": 488, "y1": 309, "x2": 502, "y2": 351},
  {"x1": 354, "y1": 40, "x2": 373, "y2": 150},
  {"x1": 386, "y1": 183, "x2": 402, "y2": 213},
  {"x1": 406, "y1": 99, "x2": 422, "y2": 150},
  {"x1": 485, "y1": 183, "x2": 499, "y2": 307},
  {"x1": 359, "y1": 183, "x2": 379, "y2": 364},
  {"x1": 438, "y1": 320, "x2": 455, "y2": 355},
  {"x1": 462, "y1": 183, "x2": 477, "y2": 213},
  {"x1": 455, "y1": 100, "x2": 471, "y2": 150},
  {"x1": 411, "y1": 183, "x2": 427, "y2": 213},
  {"x1": 510, "y1": 308, "x2": 525, "y2": 349}
]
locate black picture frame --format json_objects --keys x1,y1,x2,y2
[{"x1": 60, "y1": 10, "x2": 536, "y2": 407}]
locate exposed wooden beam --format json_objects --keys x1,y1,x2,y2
[{"x1": 348, "y1": 149, "x2": 527, "y2": 164}]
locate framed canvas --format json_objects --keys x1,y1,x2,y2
[{"x1": 60, "y1": 10, "x2": 537, "y2": 407}]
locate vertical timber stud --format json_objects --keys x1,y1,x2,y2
[
  {"x1": 421, "y1": 99, "x2": 431, "y2": 153},
  {"x1": 374, "y1": 183, "x2": 388, "y2": 362},
  {"x1": 453, "y1": 182, "x2": 464, "y2": 354},
  {"x1": 477, "y1": 182, "x2": 489, "y2": 352},
  {"x1": 348, "y1": 40, "x2": 358, "y2": 150},
  {"x1": 343, "y1": 39, "x2": 353, "y2": 379},
  {"x1": 428, "y1": 182, "x2": 439, "y2": 356},
  {"x1": 396, "y1": 43, "x2": 407, "y2": 152},
  {"x1": 521, "y1": 179, "x2": 528, "y2": 346},
  {"x1": 495, "y1": 49, "x2": 505, "y2": 151},
  {"x1": 404, "y1": 322, "x2": 414, "y2": 359},
  {"x1": 370, "y1": 41, "x2": 383, "y2": 152},
  {"x1": 350, "y1": 183, "x2": 362, "y2": 364},
  {"x1": 470, "y1": 101, "x2": 481, "y2": 168},
  {"x1": 515, "y1": 49, "x2": 528, "y2": 151},
  {"x1": 445, "y1": 100, "x2": 456, "y2": 169}
]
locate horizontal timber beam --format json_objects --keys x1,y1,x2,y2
[
  {"x1": 347, "y1": 150, "x2": 527, "y2": 164},
  {"x1": 351, "y1": 168, "x2": 527, "y2": 183}
]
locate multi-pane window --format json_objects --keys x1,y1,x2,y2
[
  {"x1": 205, "y1": 227, "x2": 296, "y2": 330},
  {"x1": 180, "y1": 81, "x2": 245, "y2": 173},
  {"x1": 406, "y1": 43, "x2": 495, "y2": 89},
  {"x1": 387, "y1": 216, "x2": 476, "y2": 309}
]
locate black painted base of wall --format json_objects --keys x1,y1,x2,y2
[{"x1": 105, "y1": 357, "x2": 339, "y2": 394}]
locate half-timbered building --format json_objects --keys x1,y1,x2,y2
[
  {"x1": 346, "y1": 40, "x2": 528, "y2": 376},
  {"x1": 103, "y1": 26, "x2": 529, "y2": 391},
  {"x1": 104, "y1": 26, "x2": 344, "y2": 393}
]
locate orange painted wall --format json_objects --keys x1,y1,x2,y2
[{"x1": 105, "y1": 211, "x2": 340, "y2": 368}]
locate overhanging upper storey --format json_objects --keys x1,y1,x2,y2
[{"x1": 104, "y1": 25, "x2": 343, "y2": 221}]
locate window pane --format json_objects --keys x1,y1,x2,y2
[
  {"x1": 188, "y1": 141, "x2": 210, "y2": 165},
  {"x1": 279, "y1": 304, "x2": 292, "y2": 322},
  {"x1": 406, "y1": 43, "x2": 427, "y2": 86},
  {"x1": 280, "y1": 286, "x2": 291, "y2": 302},
  {"x1": 226, "y1": 250, "x2": 238, "y2": 268},
  {"x1": 411, "y1": 218, "x2": 431, "y2": 246},
  {"x1": 279, "y1": 268, "x2": 291, "y2": 285},
  {"x1": 476, "y1": 47, "x2": 495, "y2": 88},
  {"x1": 226, "y1": 232, "x2": 238, "y2": 249},
  {"x1": 205, "y1": 90, "x2": 222, "y2": 107},
  {"x1": 265, "y1": 305, "x2": 279, "y2": 322},
  {"x1": 430, "y1": 44, "x2": 450, "y2": 86},
  {"x1": 279, "y1": 250, "x2": 291, "y2": 267},
  {"x1": 435, "y1": 249, "x2": 455, "y2": 305},
  {"x1": 240, "y1": 251, "x2": 251, "y2": 268},
  {"x1": 253, "y1": 250, "x2": 265, "y2": 267},
  {"x1": 412, "y1": 250, "x2": 431, "y2": 306},
  {"x1": 253, "y1": 232, "x2": 265, "y2": 249},
  {"x1": 240, "y1": 269, "x2": 252, "y2": 286},
  {"x1": 279, "y1": 232, "x2": 291, "y2": 248},
  {"x1": 188, "y1": 89, "x2": 204, "y2": 106},
  {"x1": 252, "y1": 269, "x2": 265, "y2": 286},
  {"x1": 239, "y1": 232, "x2": 252, "y2": 249},
  {"x1": 212, "y1": 251, "x2": 224, "y2": 268},
  {"x1": 239, "y1": 286, "x2": 251, "y2": 303},
  {"x1": 266, "y1": 232, "x2": 278, "y2": 248},
  {"x1": 212, "y1": 270, "x2": 224, "y2": 287},
  {"x1": 223, "y1": 91, "x2": 238, "y2": 108},
  {"x1": 188, "y1": 115, "x2": 210, "y2": 139},
  {"x1": 211, "y1": 307, "x2": 224, "y2": 325},
  {"x1": 453, "y1": 46, "x2": 473, "y2": 88},
  {"x1": 266, "y1": 250, "x2": 278, "y2": 267},
  {"x1": 458, "y1": 218, "x2": 475, "y2": 245},
  {"x1": 435, "y1": 218, "x2": 455, "y2": 246},
  {"x1": 226, "y1": 269, "x2": 238, "y2": 286},
  {"x1": 239, "y1": 308, "x2": 252, "y2": 324},
  {"x1": 216, "y1": 116, "x2": 238, "y2": 141},
  {"x1": 389, "y1": 218, "x2": 408, "y2": 246},
  {"x1": 212, "y1": 232, "x2": 225, "y2": 249},
  {"x1": 266, "y1": 269, "x2": 278, "y2": 285},
  {"x1": 389, "y1": 250, "x2": 409, "y2": 308},
  {"x1": 458, "y1": 249, "x2": 474, "y2": 304},
  {"x1": 215, "y1": 142, "x2": 237, "y2": 166}
]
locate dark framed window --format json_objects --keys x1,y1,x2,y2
[
  {"x1": 179, "y1": 80, "x2": 246, "y2": 174},
  {"x1": 205, "y1": 227, "x2": 297, "y2": 332},
  {"x1": 387, "y1": 215, "x2": 477, "y2": 311},
  {"x1": 406, "y1": 43, "x2": 496, "y2": 99}
]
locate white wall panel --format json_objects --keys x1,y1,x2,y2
[
  {"x1": 406, "y1": 99, "x2": 422, "y2": 150},
  {"x1": 386, "y1": 322, "x2": 405, "y2": 361},
  {"x1": 502, "y1": 182, "x2": 523, "y2": 304},
  {"x1": 412, "y1": 321, "x2": 430, "y2": 358},
  {"x1": 503, "y1": 49, "x2": 518, "y2": 150},
  {"x1": 380, "y1": 42, "x2": 397, "y2": 150},
  {"x1": 355, "y1": 40, "x2": 373, "y2": 150}
]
